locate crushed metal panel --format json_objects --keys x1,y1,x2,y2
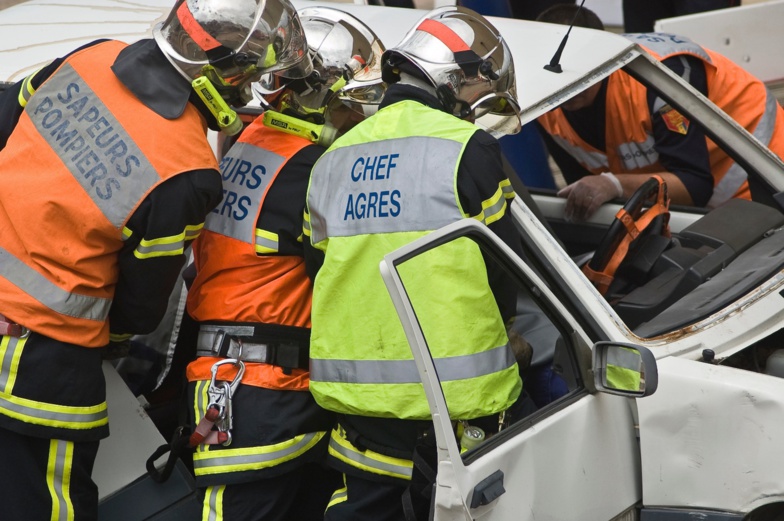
[{"x1": 637, "y1": 356, "x2": 784, "y2": 513}]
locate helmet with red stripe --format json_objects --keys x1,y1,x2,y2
[
  {"x1": 153, "y1": 0, "x2": 312, "y2": 107},
  {"x1": 255, "y1": 6, "x2": 387, "y2": 145},
  {"x1": 382, "y1": 6, "x2": 522, "y2": 137}
]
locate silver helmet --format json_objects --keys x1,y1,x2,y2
[
  {"x1": 382, "y1": 6, "x2": 521, "y2": 136},
  {"x1": 153, "y1": 0, "x2": 312, "y2": 106},
  {"x1": 254, "y1": 6, "x2": 386, "y2": 143}
]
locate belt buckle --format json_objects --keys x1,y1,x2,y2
[{"x1": 211, "y1": 330, "x2": 233, "y2": 358}]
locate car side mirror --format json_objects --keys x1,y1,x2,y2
[{"x1": 593, "y1": 341, "x2": 658, "y2": 397}]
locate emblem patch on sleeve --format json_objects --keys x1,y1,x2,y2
[{"x1": 661, "y1": 107, "x2": 690, "y2": 135}]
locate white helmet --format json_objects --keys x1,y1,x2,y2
[
  {"x1": 382, "y1": 6, "x2": 521, "y2": 136},
  {"x1": 153, "y1": 0, "x2": 312, "y2": 106},
  {"x1": 254, "y1": 6, "x2": 386, "y2": 144}
]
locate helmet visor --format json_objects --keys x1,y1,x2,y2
[{"x1": 470, "y1": 92, "x2": 522, "y2": 137}]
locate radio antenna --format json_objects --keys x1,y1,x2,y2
[{"x1": 544, "y1": 0, "x2": 587, "y2": 73}]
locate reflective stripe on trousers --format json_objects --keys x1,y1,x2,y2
[
  {"x1": 193, "y1": 431, "x2": 326, "y2": 477},
  {"x1": 0, "y1": 335, "x2": 108, "y2": 430},
  {"x1": 327, "y1": 426, "x2": 414, "y2": 481}
]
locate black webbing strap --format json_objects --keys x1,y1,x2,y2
[{"x1": 146, "y1": 426, "x2": 191, "y2": 483}]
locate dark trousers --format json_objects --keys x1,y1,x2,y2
[
  {"x1": 0, "y1": 428, "x2": 99, "y2": 521},
  {"x1": 324, "y1": 471, "x2": 412, "y2": 521},
  {"x1": 623, "y1": 0, "x2": 740, "y2": 32},
  {"x1": 198, "y1": 462, "x2": 339, "y2": 521}
]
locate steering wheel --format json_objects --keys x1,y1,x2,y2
[{"x1": 582, "y1": 176, "x2": 671, "y2": 295}]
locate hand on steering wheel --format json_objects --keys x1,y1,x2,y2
[{"x1": 582, "y1": 176, "x2": 671, "y2": 295}]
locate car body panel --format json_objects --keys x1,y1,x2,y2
[{"x1": 638, "y1": 356, "x2": 784, "y2": 511}]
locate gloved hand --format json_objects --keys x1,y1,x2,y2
[{"x1": 557, "y1": 172, "x2": 623, "y2": 222}]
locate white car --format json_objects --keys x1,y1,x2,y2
[{"x1": 3, "y1": 1, "x2": 784, "y2": 520}]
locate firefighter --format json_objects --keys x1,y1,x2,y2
[
  {"x1": 0, "y1": 0, "x2": 310, "y2": 518},
  {"x1": 304, "y1": 7, "x2": 525, "y2": 520},
  {"x1": 536, "y1": 5, "x2": 784, "y2": 222},
  {"x1": 184, "y1": 7, "x2": 387, "y2": 520}
]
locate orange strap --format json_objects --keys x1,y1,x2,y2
[
  {"x1": 177, "y1": 2, "x2": 222, "y2": 52},
  {"x1": 582, "y1": 175, "x2": 671, "y2": 295},
  {"x1": 416, "y1": 19, "x2": 470, "y2": 52}
]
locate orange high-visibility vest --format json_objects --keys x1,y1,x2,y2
[
  {"x1": 0, "y1": 40, "x2": 218, "y2": 347},
  {"x1": 539, "y1": 34, "x2": 784, "y2": 208},
  {"x1": 186, "y1": 121, "x2": 313, "y2": 391}
]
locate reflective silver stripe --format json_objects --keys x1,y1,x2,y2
[
  {"x1": 328, "y1": 487, "x2": 348, "y2": 507},
  {"x1": 308, "y1": 136, "x2": 465, "y2": 244},
  {"x1": 254, "y1": 229, "x2": 278, "y2": 253},
  {"x1": 203, "y1": 485, "x2": 222, "y2": 521},
  {"x1": 48, "y1": 439, "x2": 73, "y2": 521},
  {"x1": 328, "y1": 431, "x2": 413, "y2": 479},
  {"x1": 478, "y1": 182, "x2": 512, "y2": 225},
  {"x1": 28, "y1": 63, "x2": 158, "y2": 229},
  {"x1": 0, "y1": 335, "x2": 24, "y2": 393},
  {"x1": 18, "y1": 70, "x2": 38, "y2": 107},
  {"x1": 551, "y1": 135, "x2": 609, "y2": 171},
  {"x1": 208, "y1": 142, "x2": 284, "y2": 243},
  {"x1": 607, "y1": 347, "x2": 641, "y2": 372},
  {"x1": 311, "y1": 343, "x2": 515, "y2": 385},
  {"x1": 0, "y1": 391, "x2": 108, "y2": 427},
  {"x1": 303, "y1": 211, "x2": 312, "y2": 237},
  {"x1": 194, "y1": 380, "x2": 209, "y2": 428},
  {"x1": 193, "y1": 432, "x2": 323, "y2": 474},
  {"x1": 624, "y1": 33, "x2": 712, "y2": 63},
  {"x1": 709, "y1": 90, "x2": 778, "y2": 208},
  {"x1": 135, "y1": 239, "x2": 185, "y2": 257},
  {"x1": 0, "y1": 247, "x2": 111, "y2": 321},
  {"x1": 617, "y1": 134, "x2": 659, "y2": 170}
]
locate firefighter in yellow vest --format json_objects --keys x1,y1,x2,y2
[
  {"x1": 304, "y1": 7, "x2": 525, "y2": 520},
  {"x1": 184, "y1": 8, "x2": 386, "y2": 520},
  {"x1": 536, "y1": 5, "x2": 784, "y2": 222},
  {"x1": 0, "y1": 0, "x2": 310, "y2": 518}
]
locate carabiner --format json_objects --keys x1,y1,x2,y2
[{"x1": 209, "y1": 358, "x2": 246, "y2": 394}]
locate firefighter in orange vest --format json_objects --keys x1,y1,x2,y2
[
  {"x1": 0, "y1": 1, "x2": 310, "y2": 518},
  {"x1": 183, "y1": 8, "x2": 386, "y2": 520},
  {"x1": 536, "y1": 5, "x2": 784, "y2": 222}
]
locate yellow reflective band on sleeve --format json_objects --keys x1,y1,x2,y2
[
  {"x1": 327, "y1": 427, "x2": 413, "y2": 481},
  {"x1": 474, "y1": 179, "x2": 513, "y2": 226},
  {"x1": 121, "y1": 227, "x2": 133, "y2": 241},
  {"x1": 47, "y1": 439, "x2": 75, "y2": 521},
  {"x1": 193, "y1": 431, "x2": 325, "y2": 476},
  {"x1": 17, "y1": 68, "x2": 41, "y2": 108},
  {"x1": 254, "y1": 228, "x2": 279, "y2": 254},
  {"x1": 134, "y1": 223, "x2": 204, "y2": 259},
  {"x1": 0, "y1": 391, "x2": 108, "y2": 430},
  {"x1": 303, "y1": 210, "x2": 312, "y2": 238},
  {"x1": 202, "y1": 485, "x2": 225, "y2": 521},
  {"x1": 0, "y1": 335, "x2": 27, "y2": 394}
]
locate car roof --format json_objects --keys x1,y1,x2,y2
[{"x1": 0, "y1": 0, "x2": 639, "y2": 124}]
